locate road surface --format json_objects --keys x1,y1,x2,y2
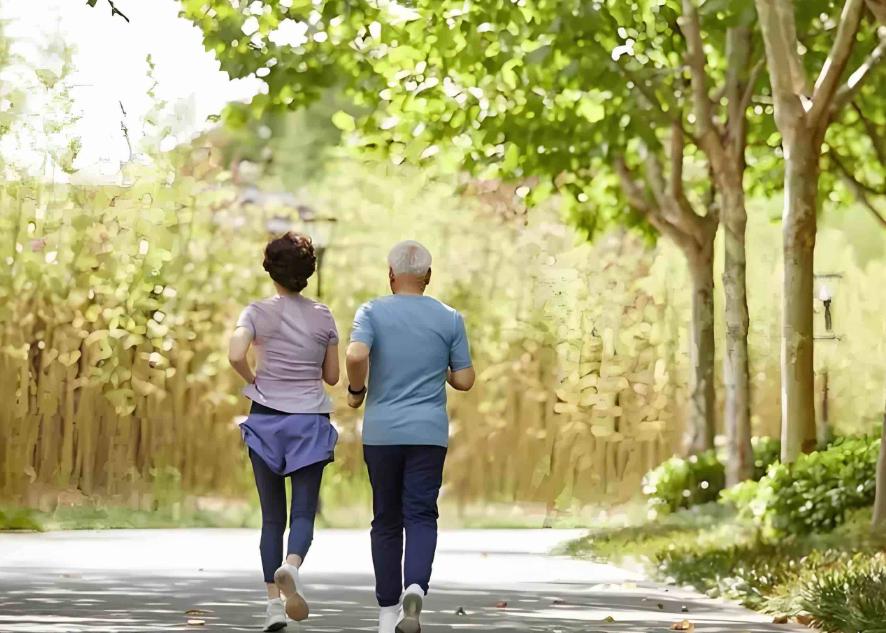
[{"x1": 0, "y1": 529, "x2": 803, "y2": 632}]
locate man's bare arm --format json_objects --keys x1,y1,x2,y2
[
  {"x1": 447, "y1": 367, "x2": 475, "y2": 391},
  {"x1": 346, "y1": 341, "x2": 370, "y2": 408}
]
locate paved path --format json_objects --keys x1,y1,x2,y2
[{"x1": 0, "y1": 529, "x2": 803, "y2": 632}]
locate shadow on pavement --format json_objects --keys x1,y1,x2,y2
[{"x1": 0, "y1": 567, "x2": 788, "y2": 632}]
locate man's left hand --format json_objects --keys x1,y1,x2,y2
[{"x1": 347, "y1": 387, "x2": 366, "y2": 409}]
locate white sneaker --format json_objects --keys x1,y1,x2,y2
[
  {"x1": 263, "y1": 598, "x2": 287, "y2": 632},
  {"x1": 274, "y1": 563, "x2": 309, "y2": 622},
  {"x1": 396, "y1": 584, "x2": 423, "y2": 633},
  {"x1": 378, "y1": 605, "x2": 400, "y2": 633}
]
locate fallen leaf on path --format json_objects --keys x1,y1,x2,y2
[
  {"x1": 495, "y1": 601, "x2": 508, "y2": 608},
  {"x1": 186, "y1": 619, "x2": 205, "y2": 626},
  {"x1": 671, "y1": 619, "x2": 694, "y2": 631},
  {"x1": 552, "y1": 598, "x2": 567, "y2": 605},
  {"x1": 185, "y1": 609, "x2": 213, "y2": 616},
  {"x1": 681, "y1": 605, "x2": 689, "y2": 613},
  {"x1": 657, "y1": 602, "x2": 664, "y2": 610},
  {"x1": 602, "y1": 616, "x2": 616, "y2": 623},
  {"x1": 455, "y1": 607, "x2": 466, "y2": 616}
]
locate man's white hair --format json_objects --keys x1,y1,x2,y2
[{"x1": 387, "y1": 240, "x2": 432, "y2": 276}]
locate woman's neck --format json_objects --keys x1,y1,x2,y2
[{"x1": 274, "y1": 283, "x2": 300, "y2": 298}]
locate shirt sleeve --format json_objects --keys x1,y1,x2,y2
[
  {"x1": 236, "y1": 304, "x2": 257, "y2": 336},
  {"x1": 350, "y1": 302, "x2": 374, "y2": 348},
  {"x1": 327, "y1": 309, "x2": 340, "y2": 345},
  {"x1": 449, "y1": 311, "x2": 472, "y2": 371}
]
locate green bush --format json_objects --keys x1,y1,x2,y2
[
  {"x1": 725, "y1": 436, "x2": 880, "y2": 537},
  {"x1": 643, "y1": 450, "x2": 725, "y2": 513},
  {"x1": 799, "y1": 554, "x2": 886, "y2": 633},
  {"x1": 751, "y1": 436, "x2": 782, "y2": 480},
  {"x1": 0, "y1": 507, "x2": 42, "y2": 531},
  {"x1": 643, "y1": 438, "x2": 781, "y2": 514}
]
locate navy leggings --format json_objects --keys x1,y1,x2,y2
[
  {"x1": 249, "y1": 450, "x2": 326, "y2": 583},
  {"x1": 363, "y1": 445, "x2": 447, "y2": 607}
]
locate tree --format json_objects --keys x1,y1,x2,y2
[{"x1": 755, "y1": 0, "x2": 885, "y2": 462}]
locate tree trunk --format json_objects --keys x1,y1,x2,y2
[
  {"x1": 872, "y1": 391, "x2": 886, "y2": 533},
  {"x1": 721, "y1": 181, "x2": 754, "y2": 485},
  {"x1": 780, "y1": 137, "x2": 819, "y2": 463},
  {"x1": 684, "y1": 246, "x2": 717, "y2": 454}
]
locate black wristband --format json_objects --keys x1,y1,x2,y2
[{"x1": 347, "y1": 385, "x2": 367, "y2": 396}]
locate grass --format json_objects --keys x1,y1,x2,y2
[
  {"x1": 0, "y1": 502, "x2": 262, "y2": 531},
  {"x1": 1, "y1": 497, "x2": 606, "y2": 532},
  {"x1": 567, "y1": 503, "x2": 886, "y2": 631}
]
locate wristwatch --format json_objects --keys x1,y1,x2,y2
[{"x1": 347, "y1": 385, "x2": 367, "y2": 396}]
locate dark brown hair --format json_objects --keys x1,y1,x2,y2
[{"x1": 263, "y1": 232, "x2": 316, "y2": 293}]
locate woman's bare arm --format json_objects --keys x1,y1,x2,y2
[
  {"x1": 322, "y1": 343, "x2": 340, "y2": 386},
  {"x1": 228, "y1": 326, "x2": 255, "y2": 384}
]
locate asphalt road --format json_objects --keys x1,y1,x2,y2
[{"x1": 0, "y1": 529, "x2": 804, "y2": 632}]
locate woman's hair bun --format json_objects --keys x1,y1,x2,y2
[{"x1": 263, "y1": 231, "x2": 316, "y2": 293}]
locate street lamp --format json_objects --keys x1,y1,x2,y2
[
  {"x1": 814, "y1": 272, "x2": 843, "y2": 449},
  {"x1": 297, "y1": 204, "x2": 337, "y2": 300}
]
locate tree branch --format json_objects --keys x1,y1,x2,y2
[
  {"x1": 833, "y1": 157, "x2": 886, "y2": 228},
  {"x1": 86, "y1": 0, "x2": 130, "y2": 23},
  {"x1": 833, "y1": 27, "x2": 886, "y2": 111},
  {"x1": 614, "y1": 156, "x2": 653, "y2": 216},
  {"x1": 669, "y1": 122, "x2": 685, "y2": 200},
  {"x1": 809, "y1": 0, "x2": 866, "y2": 129},
  {"x1": 754, "y1": 0, "x2": 809, "y2": 142},
  {"x1": 644, "y1": 146, "x2": 711, "y2": 245},
  {"x1": 852, "y1": 102, "x2": 886, "y2": 165},
  {"x1": 726, "y1": 26, "x2": 757, "y2": 164},
  {"x1": 831, "y1": 151, "x2": 886, "y2": 196},
  {"x1": 866, "y1": 0, "x2": 886, "y2": 26},
  {"x1": 736, "y1": 60, "x2": 764, "y2": 132},
  {"x1": 610, "y1": 58, "x2": 684, "y2": 129},
  {"x1": 679, "y1": 0, "x2": 719, "y2": 140},
  {"x1": 614, "y1": 155, "x2": 697, "y2": 253}
]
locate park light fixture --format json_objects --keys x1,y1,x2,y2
[
  {"x1": 814, "y1": 273, "x2": 842, "y2": 337},
  {"x1": 297, "y1": 204, "x2": 338, "y2": 299},
  {"x1": 297, "y1": 204, "x2": 337, "y2": 253},
  {"x1": 818, "y1": 283, "x2": 833, "y2": 332}
]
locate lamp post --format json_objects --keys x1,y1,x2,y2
[
  {"x1": 297, "y1": 204, "x2": 337, "y2": 300},
  {"x1": 814, "y1": 273, "x2": 843, "y2": 448}
]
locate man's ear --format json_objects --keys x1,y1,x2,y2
[
  {"x1": 389, "y1": 267, "x2": 396, "y2": 283},
  {"x1": 425, "y1": 268, "x2": 432, "y2": 286}
]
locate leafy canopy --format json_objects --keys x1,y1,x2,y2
[{"x1": 180, "y1": 0, "x2": 885, "y2": 229}]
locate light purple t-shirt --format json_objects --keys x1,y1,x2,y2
[{"x1": 236, "y1": 294, "x2": 339, "y2": 414}]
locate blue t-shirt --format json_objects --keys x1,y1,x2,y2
[{"x1": 350, "y1": 295, "x2": 472, "y2": 447}]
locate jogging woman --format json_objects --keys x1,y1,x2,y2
[{"x1": 228, "y1": 232, "x2": 340, "y2": 631}]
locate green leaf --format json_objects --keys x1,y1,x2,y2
[
  {"x1": 577, "y1": 99, "x2": 605, "y2": 123},
  {"x1": 331, "y1": 110, "x2": 356, "y2": 132}
]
